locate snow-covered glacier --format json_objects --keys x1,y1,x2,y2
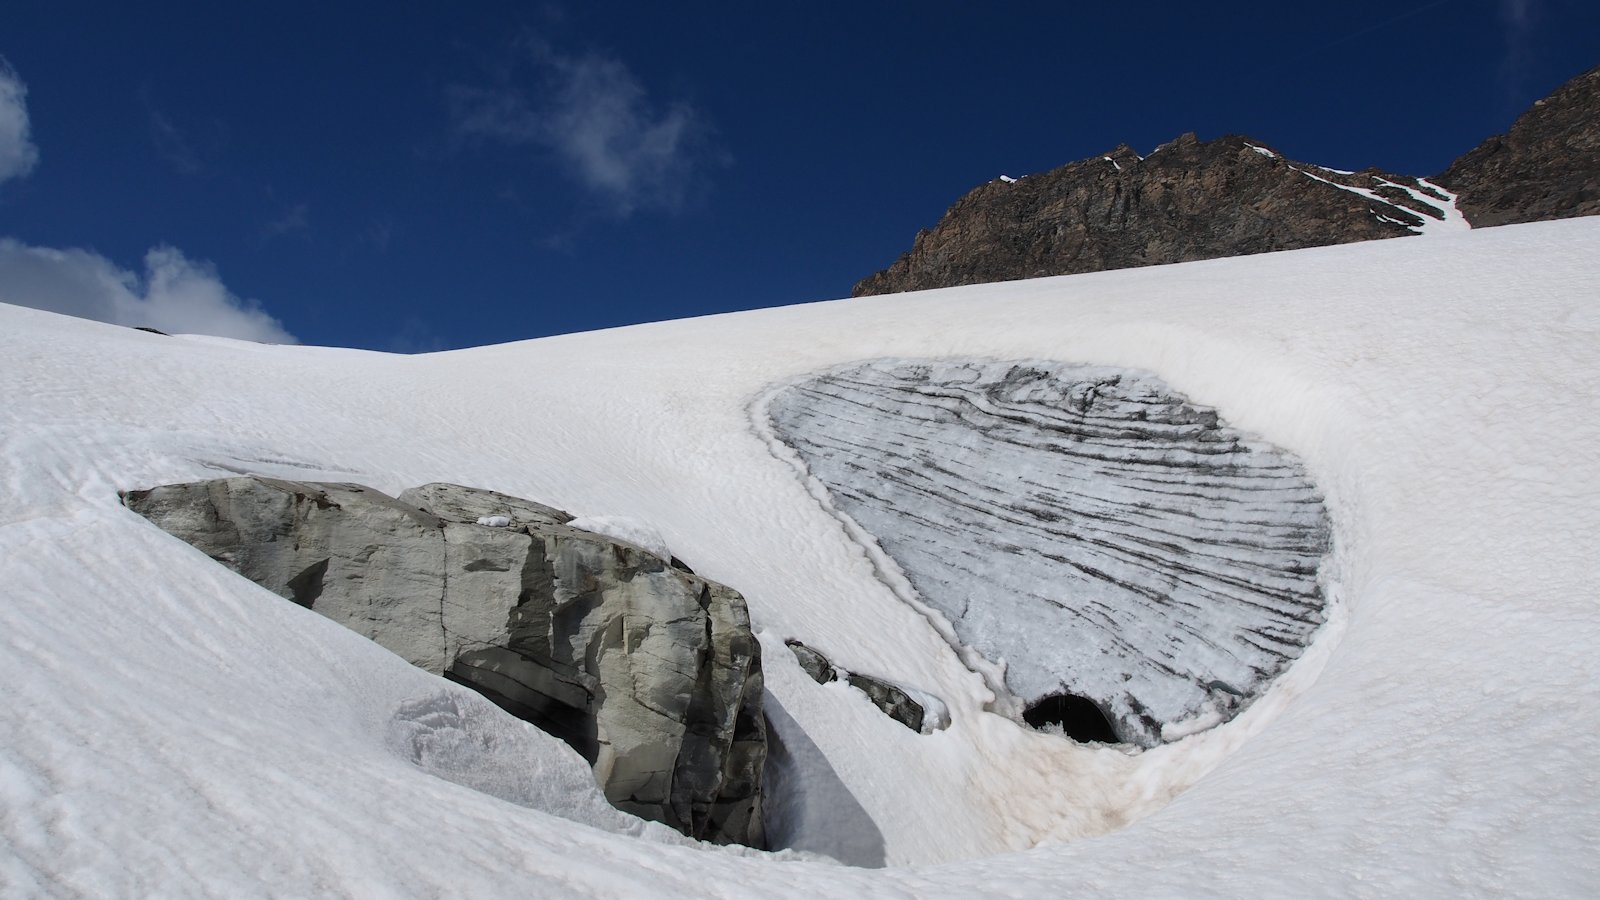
[
  {"x1": 764, "y1": 359, "x2": 1331, "y2": 746},
  {"x1": 1, "y1": 218, "x2": 1598, "y2": 895}
]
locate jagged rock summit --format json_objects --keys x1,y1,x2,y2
[
  {"x1": 854, "y1": 133, "x2": 1464, "y2": 296},
  {"x1": 855, "y1": 64, "x2": 1597, "y2": 296},
  {"x1": 123, "y1": 477, "x2": 766, "y2": 848},
  {"x1": 1437, "y1": 63, "x2": 1600, "y2": 227}
]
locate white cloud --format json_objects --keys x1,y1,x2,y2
[
  {"x1": 450, "y1": 42, "x2": 717, "y2": 216},
  {"x1": 0, "y1": 239, "x2": 296, "y2": 343},
  {"x1": 0, "y1": 58, "x2": 41, "y2": 187}
]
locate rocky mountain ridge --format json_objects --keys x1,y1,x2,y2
[
  {"x1": 1436, "y1": 63, "x2": 1600, "y2": 226},
  {"x1": 855, "y1": 64, "x2": 1598, "y2": 296}
]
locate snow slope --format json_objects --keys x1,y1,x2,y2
[{"x1": 2, "y1": 217, "x2": 1598, "y2": 896}]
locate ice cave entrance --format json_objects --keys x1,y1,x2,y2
[{"x1": 1023, "y1": 693, "x2": 1120, "y2": 744}]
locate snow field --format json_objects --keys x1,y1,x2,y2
[{"x1": 1, "y1": 216, "x2": 1598, "y2": 895}]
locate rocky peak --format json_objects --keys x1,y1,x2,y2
[
  {"x1": 1436, "y1": 64, "x2": 1600, "y2": 227},
  {"x1": 854, "y1": 131, "x2": 1458, "y2": 296},
  {"x1": 854, "y1": 63, "x2": 1598, "y2": 297},
  {"x1": 1156, "y1": 131, "x2": 1201, "y2": 151}
]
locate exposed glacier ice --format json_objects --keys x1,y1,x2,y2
[{"x1": 764, "y1": 358, "x2": 1332, "y2": 747}]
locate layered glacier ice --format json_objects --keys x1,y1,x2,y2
[{"x1": 764, "y1": 358, "x2": 1333, "y2": 747}]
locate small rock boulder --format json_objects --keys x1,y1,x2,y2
[
  {"x1": 844, "y1": 673, "x2": 926, "y2": 735},
  {"x1": 784, "y1": 639, "x2": 935, "y2": 735},
  {"x1": 786, "y1": 639, "x2": 837, "y2": 686}
]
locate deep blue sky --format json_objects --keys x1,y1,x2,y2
[{"x1": 1, "y1": 1, "x2": 1595, "y2": 350}]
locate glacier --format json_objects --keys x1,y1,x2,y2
[
  {"x1": 763, "y1": 358, "x2": 1332, "y2": 747},
  {"x1": 1, "y1": 217, "x2": 1598, "y2": 895}
]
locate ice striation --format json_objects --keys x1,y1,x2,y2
[{"x1": 763, "y1": 359, "x2": 1333, "y2": 747}]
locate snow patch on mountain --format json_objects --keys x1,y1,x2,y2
[{"x1": 1292, "y1": 167, "x2": 1468, "y2": 236}]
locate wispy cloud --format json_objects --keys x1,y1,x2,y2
[
  {"x1": 363, "y1": 217, "x2": 395, "y2": 253},
  {"x1": 0, "y1": 239, "x2": 296, "y2": 343},
  {"x1": 145, "y1": 100, "x2": 203, "y2": 176},
  {"x1": 261, "y1": 202, "x2": 310, "y2": 241},
  {"x1": 449, "y1": 40, "x2": 721, "y2": 217},
  {"x1": 0, "y1": 57, "x2": 40, "y2": 188},
  {"x1": 141, "y1": 87, "x2": 230, "y2": 177},
  {"x1": 1498, "y1": 0, "x2": 1541, "y2": 99},
  {"x1": 1499, "y1": 0, "x2": 1538, "y2": 34},
  {"x1": 1305, "y1": 0, "x2": 1454, "y2": 55}
]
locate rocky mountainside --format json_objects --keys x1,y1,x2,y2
[
  {"x1": 855, "y1": 64, "x2": 1596, "y2": 296},
  {"x1": 1436, "y1": 64, "x2": 1600, "y2": 227},
  {"x1": 853, "y1": 135, "x2": 1462, "y2": 296}
]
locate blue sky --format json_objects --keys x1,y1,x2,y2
[{"x1": 0, "y1": 1, "x2": 1594, "y2": 351}]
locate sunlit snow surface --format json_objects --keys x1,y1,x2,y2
[{"x1": 2, "y1": 219, "x2": 1599, "y2": 895}]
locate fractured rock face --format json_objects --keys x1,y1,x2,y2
[
  {"x1": 123, "y1": 478, "x2": 765, "y2": 847},
  {"x1": 764, "y1": 360, "x2": 1332, "y2": 748}
]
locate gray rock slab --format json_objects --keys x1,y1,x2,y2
[
  {"x1": 124, "y1": 477, "x2": 764, "y2": 847},
  {"x1": 122, "y1": 478, "x2": 448, "y2": 670},
  {"x1": 398, "y1": 481, "x2": 573, "y2": 528}
]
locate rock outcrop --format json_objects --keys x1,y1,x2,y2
[
  {"x1": 786, "y1": 639, "x2": 838, "y2": 686},
  {"x1": 783, "y1": 639, "x2": 936, "y2": 734},
  {"x1": 1437, "y1": 64, "x2": 1600, "y2": 227},
  {"x1": 123, "y1": 478, "x2": 765, "y2": 847},
  {"x1": 764, "y1": 360, "x2": 1332, "y2": 747},
  {"x1": 843, "y1": 673, "x2": 927, "y2": 736},
  {"x1": 397, "y1": 481, "x2": 573, "y2": 529},
  {"x1": 853, "y1": 133, "x2": 1463, "y2": 296}
]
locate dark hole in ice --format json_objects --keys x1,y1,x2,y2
[{"x1": 1023, "y1": 693, "x2": 1120, "y2": 744}]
